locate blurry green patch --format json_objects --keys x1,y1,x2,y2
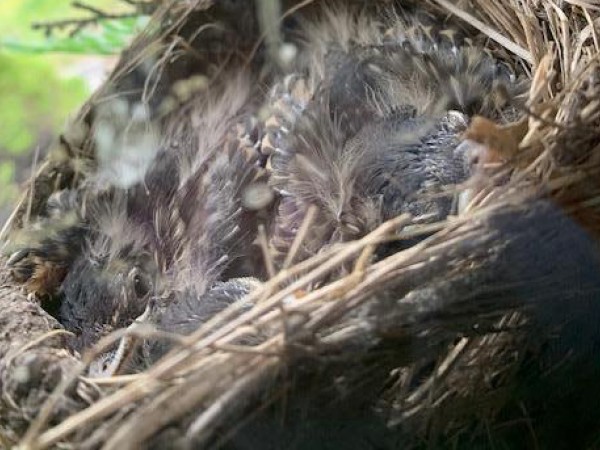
[
  {"x1": 0, "y1": 0, "x2": 144, "y2": 214},
  {"x1": 1, "y1": 16, "x2": 150, "y2": 55},
  {"x1": 0, "y1": 53, "x2": 86, "y2": 155},
  {"x1": 0, "y1": 0, "x2": 139, "y2": 39},
  {"x1": 0, "y1": 162, "x2": 16, "y2": 185},
  {"x1": 0, "y1": 161, "x2": 18, "y2": 207}
]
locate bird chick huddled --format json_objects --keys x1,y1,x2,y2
[{"x1": 7, "y1": 2, "x2": 526, "y2": 376}]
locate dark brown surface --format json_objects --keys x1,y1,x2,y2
[{"x1": 0, "y1": 260, "x2": 84, "y2": 443}]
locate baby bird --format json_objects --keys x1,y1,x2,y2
[
  {"x1": 263, "y1": 6, "x2": 525, "y2": 264},
  {"x1": 7, "y1": 3, "x2": 600, "y2": 449},
  {"x1": 8, "y1": 1, "x2": 526, "y2": 375},
  {"x1": 8, "y1": 71, "x2": 268, "y2": 366},
  {"x1": 131, "y1": 6, "x2": 528, "y2": 368}
]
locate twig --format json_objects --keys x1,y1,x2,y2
[
  {"x1": 258, "y1": 224, "x2": 276, "y2": 279},
  {"x1": 282, "y1": 204, "x2": 318, "y2": 270},
  {"x1": 32, "y1": 1, "x2": 145, "y2": 38},
  {"x1": 431, "y1": 0, "x2": 534, "y2": 64},
  {"x1": 12, "y1": 330, "x2": 74, "y2": 357},
  {"x1": 25, "y1": 146, "x2": 41, "y2": 226}
]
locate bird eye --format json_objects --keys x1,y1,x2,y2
[{"x1": 129, "y1": 268, "x2": 152, "y2": 298}]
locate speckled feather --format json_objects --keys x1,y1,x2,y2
[
  {"x1": 263, "y1": 7, "x2": 525, "y2": 264},
  {"x1": 8, "y1": 73, "x2": 268, "y2": 351}
]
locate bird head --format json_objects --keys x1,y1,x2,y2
[{"x1": 58, "y1": 205, "x2": 158, "y2": 353}]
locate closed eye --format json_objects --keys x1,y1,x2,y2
[{"x1": 128, "y1": 267, "x2": 152, "y2": 298}]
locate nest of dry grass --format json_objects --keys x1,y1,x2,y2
[{"x1": 3, "y1": 0, "x2": 600, "y2": 449}]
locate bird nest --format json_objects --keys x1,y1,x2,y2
[{"x1": 2, "y1": 1, "x2": 600, "y2": 449}]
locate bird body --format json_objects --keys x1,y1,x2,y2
[
  {"x1": 265, "y1": 5, "x2": 524, "y2": 262},
  {"x1": 9, "y1": 70, "x2": 268, "y2": 354},
  {"x1": 6, "y1": 2, "x2": 600, "y2": 448},
  {"x1": 8, "y1": 2, "x2": 525, "y2": 370}
]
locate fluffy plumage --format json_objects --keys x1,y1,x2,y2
[
  {"x1": 9, "y1": 70, "x2": 268, "y2": 355},
  {"x1": 265, "y1": 6, "x2": 525, "y2": 264},
  {"x1": 142, "y1": 277, "x2": 261, "y2": 367},
  {"x1": 8, "y1": 2, "x2": 526, "y2": 370}
]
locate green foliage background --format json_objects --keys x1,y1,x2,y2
[{"x1": 0, "y1": 0, "x2": 145, "y2": 215}]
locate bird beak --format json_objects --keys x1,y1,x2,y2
[{"x1": 454, "y1": 139, "x2": 494, "y2": 215}]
